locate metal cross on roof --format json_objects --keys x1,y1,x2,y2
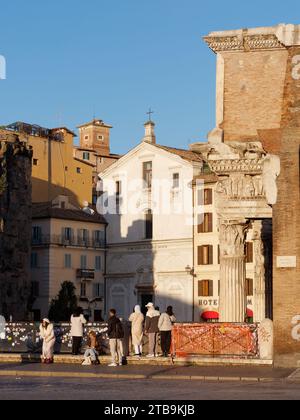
[{"x1": 147, "y1": 108, "x2": 154, "y2": 121}]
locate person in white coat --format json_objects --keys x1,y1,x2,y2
[
  {"x1": 70, "y1": 308, "x2": 87, "y2": 355},
  {"x1": 39, "y1": 319, "x2": 56, "y2": 364},
  {"x1": 129, "y1": 305, "x2": 144, "y2": 356}
]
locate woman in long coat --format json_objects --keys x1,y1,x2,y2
[
  {"x1": 129, "y1": 305, "x2": 144, "y2": 356},
  {"x1": 39, "y1": 318, "x2": 56, "y2": 364},
  {"x1": 70, "y1": 307, "x2": 87, "y2": 355}
]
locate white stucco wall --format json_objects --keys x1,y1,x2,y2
[
  {"x1": 100, "y1": 142, "x2": 198, "y2": 244},
  {"x1": 100, "y1": 142, "x2": 201, "y2": 322}
]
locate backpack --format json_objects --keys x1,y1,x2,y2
[{"x1": 116, "y1": 321, "x2": 124, "y2": 339}]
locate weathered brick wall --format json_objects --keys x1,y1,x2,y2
[
  {"x1": 272, "y1": 128, "x2": 300, "y2": 367},
  {"x1": 221, "y1": 50, "x2": 288, "y2": 142},
  {"x1": 0, "y1": 138, "x2": 32, "y2": 320},
  {"x1": 272, "y1": 47, "x2": 300, "y2": 367},
  {"x1": 212, "y1": 32, "x2": 300, "y2": 366}
]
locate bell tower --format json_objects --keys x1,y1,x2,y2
[{"x1": 78, "y1": 119, "x2": 112, "y2": 156}]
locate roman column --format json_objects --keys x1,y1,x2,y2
[
  {"x1": 252, "y1": 220, "x2": 266, "y2": 323},
  {"x1": 219, "y1": 220, "x2": 249, "y2": 323}
]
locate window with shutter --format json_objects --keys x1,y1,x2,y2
[
  {"x1": 32, "y1": 226, "x2": 42, "y2": 244},
  {"x1": 64, "y1": 254, "x2": 72, "y2": 268},
  {"x1": 209, "y1": 245, "x2": 213, "y2": 264},
  {"x1": 93, "y1": 283, "x2": 104, "y2": 298},
  {"x1": 198, "y1": 214, "x2": 204, "y2": 233},
  {"x1": 198, "y1": 213, "x2": 213, "y2": 233},
  {"x1": 95, "y1": 256, "x2": 102, "y2": 271},
  {"x1": 172, "y1": 173, "x2": 180, "y2": 189},
  {"x1": 198, "y1": 245, "x2": 213, "y2": 265},
  {"x1": 246, "y1": 278, "x2": 254, "y2": 296},
  {"x1": 197, "y1": 189, "x2": 204, "y2": 206},
  {"x1": 204, "y1": 189, "x2": 213, "y2": 205},
  {"x1": 198, "y1": 246, "x2": 203, "y2": 265},
  {"x1": 94, "y1": 230, "x2": 105, "y2": 247},
  {"x1": 80, "y1": 283, "x2": 87, "y2": 298},
  {"x1": 63, "y1": 227, "x2": 73, "y2": 243},
  {"x1": 81, "y1": 255, "x2": 87, "y2": 269},
  {"x1": 198, "y1": 280, "x2": 214, "y2": 297},
  {"x1": 116, "y1": 181, "x2": 122, "y2": 214},
  {"x1": 143, "y1": 162, "x2": 152, "y2": 189},
  {"x1": 246, "y1": 242, "x2": 254, "y2": 263}
]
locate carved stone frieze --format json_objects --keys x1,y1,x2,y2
[
  {"x1": 209, "y1": 158, "x2": 264, "y2": 175},
  {"x1": 216, "y1": 174, "x2": 265, "y2": 200},
  {"x1": 204, "y1": 34, "x2": 284, "y2": 53}
]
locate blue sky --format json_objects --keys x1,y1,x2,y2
[{"x1": 1, "y1": 0, "x2": 300, "y2": 153}]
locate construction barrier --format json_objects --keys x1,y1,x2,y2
[{"x1": 171, "y1": 323, "x2": 259, "y2": 358}]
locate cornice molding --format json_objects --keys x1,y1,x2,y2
[
  {"x1": 204, "y1": 34, "x2": 285, "y2": 53},
  {"x1": 209, "y1": 158, "x2": 264, "y2": 175}
]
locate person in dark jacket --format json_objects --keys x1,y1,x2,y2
[
  {"x1": 144, "y1": 303, "x2": 160, "y2": 358},
  {"x1": 107, "y1": 309, "x2": 124, "y2": 367}
]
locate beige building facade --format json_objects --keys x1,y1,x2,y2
[
  {"x1": 3, "y1": 122, "x2": 94, "y2": 207},
  {"x1": 193, "y1": 174, "x2": 257, "y2": 323},
  {"x1": 73, "y1": 119, "x2": 121, "y2": 205},
  {"x1": 30, "y1": 197, "x2": 107, "y2": 321}
]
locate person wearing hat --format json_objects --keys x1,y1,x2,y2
[
  {"x1": 144, "y1": 303, "x2": 160, "y2": 358},
  {"x1": 39, "y1": 318, "x2": 56, "y2": 364}
]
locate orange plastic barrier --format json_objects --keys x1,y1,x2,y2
[{"x1": 171, "y1": 323, "x2": 258, "y2": 358}]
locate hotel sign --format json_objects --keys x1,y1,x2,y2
[{"x1": 277, "y1": 256, "x2": 297, "y2": 269}]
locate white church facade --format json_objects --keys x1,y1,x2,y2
[{"x1": 98, "y1": 121, "x2": 203, "y2": 321}]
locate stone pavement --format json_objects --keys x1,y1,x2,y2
[
  {"x1": 2, "y1": 376, "x2": 300, "y2": 400},
  {"x1": 0, "y1": 361, "x2": 293, "y2": 383}
]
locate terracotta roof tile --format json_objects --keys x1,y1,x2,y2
[
  {"x1": 32, "y1": 203, "x2": 107, "y2": 224},
  {"x1": 154, "y1": 144, "x2": 203, "y2": 162}
]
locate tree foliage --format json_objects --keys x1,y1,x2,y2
[{"x1": 48, "y1": 281, "x2": 78, "y2": 322}]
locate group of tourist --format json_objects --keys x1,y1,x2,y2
[
  {"x1": 130, "y1": 303, "x2": 176, "y2": 359},
  {"x1": 38, "y1": 303, "x2": 176, "y2": 366},
  {"x1": 103, "y1": 303, "x2": 176, "y2": 367}
]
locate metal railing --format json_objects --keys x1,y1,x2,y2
[
  {"x1": 76, "y1": 269, "x2": 95, "y2": 279},
  {"x1": 32, "y1": 235, "x2": 106, "y2": 249}
]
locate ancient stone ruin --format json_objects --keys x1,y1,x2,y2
[{"x1": 0, "y1": 133, "x2": 32, "y2": 320}]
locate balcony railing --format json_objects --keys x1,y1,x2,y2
[
  {"x1": 32, "y1": 235, "x2": 106, "y2": 249},
  {"x1": 76, "y1": 269, "x2": 95, "y2": 280}
]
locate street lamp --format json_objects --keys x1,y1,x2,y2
[
  {"x1": 185, "y1": 265, "x2": 196, "y2": 322},
  {"x1": 185, "y1": 265, "x2": 195, "y2": 277}
]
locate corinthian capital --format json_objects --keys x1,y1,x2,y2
[{"x1": 219, "y1": 220, "x2": 249, "y2": 258}]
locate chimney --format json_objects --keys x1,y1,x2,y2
[{"x1": 143, "y1": 120, "x2": 156, "y2": 144}]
